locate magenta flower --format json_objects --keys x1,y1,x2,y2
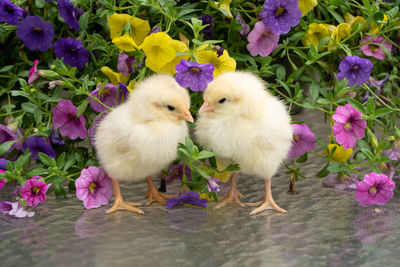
[
  {"x1": 52, "y1": 100, "x2": 87, "y2": 140},
  {"x1": 28, "y1": 59, "x2": 41, "y2": 84},
  {"x1": 0, "y1": 201, "x2": 35, "y2": 218},
  {"x1": 20, "y1": 177, "x2": 49, "y2": 206},
  {"x1": 0, "y1": 170, "x2": 4, "y2": 190},
  {"x1": 287, "y1": 124, "x2": 315, "y2": 158},
  {"x1": 75, "y1": 166, "x2": 113, "y2": 209},
  {"x1": 332, "y1": 104, "x2": 366, "y2": 149},
  {"x1": 0, "y1": 124, "x2": 22, "y2": 159},
  {"x1": 117, "y1": 52, "x2": 137, "y2": 76},
  {"x1": 236, "y1": 13, "x2": 250, "y2": 36},
  {"x1": 360, "y1": 36, "x2": 392, "y2": 60},
  {"x1": 89, "y1": 83, "x2": 122, "y2": 112},
  {"x1": 355, "y1": 172, "x2": 395, "y2": 206},
  {"x1": 246, "y1": 22, "x2": 280, "y2": 57}
]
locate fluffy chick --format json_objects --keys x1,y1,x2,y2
[
  {"x1": 195, "y1": 71, "x2": 293, "y2": 215},
  {"x1": 96, "y1": 74, "x2": 193, "y2": 214}
]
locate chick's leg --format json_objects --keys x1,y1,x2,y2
[
  {"x1": 214, "y1": 172, "x2": 245, "y2": 209},
  {"x1": 106, "y1": 179, "x2": 143, "y2": 214},
  {"x1": 145, "y1": 176, "x2": 177, "y2": 205},
  {"x1": 247, "y1": 178, "x2": 287, "y2": 215}
]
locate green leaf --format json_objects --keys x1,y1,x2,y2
[
  {"x1": 327, "y1": 162, "x2": 347, "y2": 173},
  {"x1": 197, "y1": 150, "x2": 214, "y2": 159},
  {"x1": 347, "y1": 98, "x2": 365, "y2": 114},
  {"x1": 76, "y1": 101, "x2": 88, "y2": 117},
  {"x1": 316, "y1": 163, "x2": 329, "y2": 178},
  {"x1": 68, "y1": 180, "x2": 76, "y2": 192},
  {"x1": 34, "y1": 109, "x2": 43, "y2": 125},
  {"x1": 0, "y1": 141, "x2": 17, "y2": 157},
  {"x1": 297, "y1": 153, "x2": 308, "y2": 164},
  {"x1": 184, "y1": 137, "x2": 194, "y2": 154},
  {"x1": 21, "y1": 102, "x2": 39, "y2": 114},
  {"x1": 26, "y1": 168, "x2": 48, "y2": 176},
  {"x1": 46, "y1": 175, "x2": 65, "y2": 183},
  {"x1": 0, "y1": 65, "x2": 13, "y2": 72},
  {"x1": 35, "y1": 0, "x2": 45, "y2": 8},
  {"x1": 276, "y1": 65, "x2": 286, "y2": 81},
  {"x1": 327, "y1": 8, "x2": 344, "y2": 23},
  {"x1": 366, "y1": 98, "x2": 375, "y2": 115},
  {"x1": 79, "y1": 12, "x2": 90, "y2": 30},
  {"x1": 38, "y1": 152, "x2": 52, "y2": 166},
  {"x1": 54, "y1": 183, "x2": 67, "y2": 199},
  {"x1": 309, "y1": 82, "x2": 320, "y2": 103},
  {"x1": 374, "y1": 108, "x2": 392, "y2": 117},
  {"x1": 63, "y1": 156, "x2": 76, "y2": 171}
]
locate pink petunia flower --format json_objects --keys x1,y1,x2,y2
[
  {"x1": 287, "y1": 123, "x2": 315, "y2": 158},
  {"x1": 246, "y1": 21, "x2": 280, "y2": 57},
  {"x1": 20, "y1": 177, "x2": 49, "y2": 206},
  {"x1": 382, "y1": 138, "x2": 400, "y2": 160},
  {"x1": 0, "y1": 170, "x2": 4, "y2": 190},
  {"x1": 332, "y1": 104, "x2": 366, "y2": 149},
  {"x1": 52, "y1": 99, "x2": 87, "y2": 140},
  {"x1": 28, "y1": 59, "x2": 41, "y2": 84},
  {"x1": 75, "y1": 166, "x2": 113, "y2": 209},
  {"x1": 0, "y1": 201, "x2": 35, "y2": 218},
  {"x1": 360, "y1": 36, "x2": 392, "y2": 60},
  {"x1": 354, "y1": 172, "x2": 395, "y2": 206}
]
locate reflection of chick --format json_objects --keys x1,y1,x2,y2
[
  {"x1": 195, "y1": 72, "x2": 292, "y2": 214},
  {"x1": 96, "y1": 74, "x2": 193, "y2": 214}
]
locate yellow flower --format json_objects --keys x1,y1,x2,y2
[
  {"x1": 344, "y1": 13, "x2": 366, "y2": 29},
  {"x1": 155, "y1": 40, "x2": 191, "y2": 75},
  {"x1": 328, "y1": 23, "x2": 350, "y2": 51},
  {"x1": 217, "y1": 0, "x2": 233, "y2": 19},
  {"x1": 127, "y1": 80, "x2": 135, "y2": 92},
  {"x1": 298, "y1": 0, "x2": 318, "y2": 17},
  {"x1": 324, "y1": 144, "x2": 353, "y2": 163},
  {"x1": 141, "y1": 32, "x2": 176, "y2": 72},
  {"x1": 196, "y1": 45, "x2": 236, "y2": 76},
  {"x1": 101, "y1": 66, "x2": 129, "y2": 85},
  {"x1": 302, "y1": 23, "x2": 330, "y2": 48},
  {"x1": 200, "y1": 192, "x2": 215, "y2": 201},
  {"x1": 107, "y1": 13, "x2": 150, "y2": 46},
  {"x1": 112, "y1": 34, "x2": 137, "y2": 52},
  {"x1": 369, "y1": 14, "x2": 388, "y2": 35},
  {"x1": 213, "y1": 157, "x2": 232, "y2": 183}
]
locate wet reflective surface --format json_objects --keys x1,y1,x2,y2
[{"x1": 1, "y1": 111, "x2": 400, "y2": 267}]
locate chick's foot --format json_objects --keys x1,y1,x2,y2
[
  {"x1": 146, "y1": 176, "x2": 177, "y2": 205},
  {"x1": 247, "y1": 178, "x2": 287, "y2": 215},
  {"x1": 214, "y1": 172, "x2": 246, "y2": 209},
  {"x1": 106, "y1": 179, "x2": 143, "y2": 214}
]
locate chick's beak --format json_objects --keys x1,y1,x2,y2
[
  {"x1": 179, "y1": 110, "x2": 194, "y2": 123},
  {"x1": 199, "y1": 102, "x2": 215, "y2": 113}
]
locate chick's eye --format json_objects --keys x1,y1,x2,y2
[
  {"x1": 167, "y1": 105, "x2": 175, "y2": 111},
  {"x1": 218, "y1": 98, "x2": 226, "y2": 104}
]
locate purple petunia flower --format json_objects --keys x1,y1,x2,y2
[
  {"x1": 236, "y1": 13, "x2": 250, "y2": 36},
  {"x1": 0, "y1": 124, "x2": 22, "y2": 159},
  {"x1": 75, "y1": 166, "x2": 113, "y2": 209},
  {"x1": 89, "y1": 83, "x2": 122, "y2": 112},
  {"x1": 16, "y1": 16, "x2": 54, "y2": 51},
  {"x1": 360, "y1": 36, "x2": 392, "y2": 60},
  {"x1": 200, "y1": 14, "x2": 214, "y2": 40},
  {"x1": 332, "y1": 104, "x2": 367, "y2": 149},
  {"x1": 117, "y1": 52, "x2": 136, "y2": 76},
  {"x1": 337, "y1": 56, "x2": 373, "y2": 86},
  {"x1": 58, "y1": 0, "x2": 83, "y2": 31},
  {"x1": 0, "y1": 0, "x2": 23, "y2": 25},
  {"x1": 260, "y1": 0, "x2": 302, "y2": 35},
  {"x1": 22, "y1": 137, "x2": 57, "y2": 160},
  {"x1": 247, "y1": 21, "x2": 280, "y2": 57},
  {"x1": 354, "y1": 172, "x2": 395, "y2": 206},
  {"x1": 0, "y1": 201, "x2": 35, "y2": 218},
  {"x1": 287, "y1": 124, "x2": 315, "y2": 158},
  {"x1": 149, "y1": 27, "x2": 161, "y2": 35},
  {"x1": 20, "y1": 177, "x2": 49, "y2": 207},
  {"x1": 166, "y1": 163, "x2": 192, "y2": 183},
  {"x1": 175, "y1": 59, "x2": 214, "y2": 92},
  {"x1": 166, "y1": 192, "x2": 208, "y2": 209},
  {"x1": 118, "y1": 82, "x2": 129, "y2": 100},
  {"x1": 54, "y1": 37, "x2": 89, "y2": 68},
  {"x1": 0, "y1": 159, "x2": 6, "y2": 170},
  {"x1": 52, "y1": 100, "x2": 87, "y2": 140},
  {"x1": 206, "y1": 178, "x2": 220, "y2": 192},
  {"x1": 49, "y1": 128, "x2": 65, "y2": 146}
]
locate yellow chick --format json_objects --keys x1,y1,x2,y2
[
  {"x1": 95, "y1": 74, "x2": 194, "y2": 214},
  {"x1": 195, "y1": 72, "x2": 293, "y2": 215}
]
